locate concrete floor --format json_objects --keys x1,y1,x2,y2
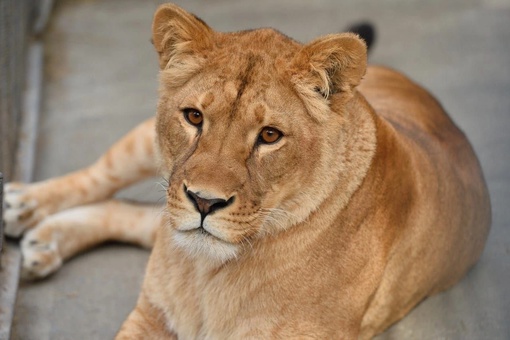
[{"x1": 11, "y1": 0, "x2": 510, "y2": 339}]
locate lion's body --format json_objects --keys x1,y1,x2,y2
[
  {"x1": 358, "y1": 66, "x2": 491, "y2": 337},
  {"x1": 3, "y1": 3, "x2": 490, "y2": 339},
  {"x1": 115, "y1": 64, "x2": 490, "y2": 339}
]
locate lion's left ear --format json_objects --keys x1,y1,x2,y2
[
  {"x1": 291, "y1": 33, "x2": 367, "y2": 100},
  {"x1": 152, "y1": 3, "x2": 214, "y2": 70}
]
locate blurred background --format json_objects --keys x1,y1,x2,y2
[{"x1": 1, "y1": 0, "x2": 509, "y2": 339}]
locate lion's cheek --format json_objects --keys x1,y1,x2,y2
[
  {"x1": 157, "y1": 123, "x2": 197, "y2": 174},
  {"x1": 254, "y1": 148, "x2": 313, "y2": 206}
]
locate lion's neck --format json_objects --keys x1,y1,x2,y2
[{"x1": 308, "y1": 92, "x2": 377, "y2": 229}]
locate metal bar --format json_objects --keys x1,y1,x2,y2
[
  {"x1": 1, "y1": 173, "x2": 3, "y2": 253},
  {"x1": 0, "y1": 41, "x2": 43, "y2": 340},
  {"x1": 15, "y1": 42, "x2": 43, "y2": 182},
  {"x1": 0, "y1": 5, "x2": 46, "y2": 338},
  {"x1": 0, "y1": 171, "x2": 22, "y2": 340}
]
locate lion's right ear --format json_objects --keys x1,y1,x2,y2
[{"x1": 152, "y1": 4, "x2": 213, "y2": 70}]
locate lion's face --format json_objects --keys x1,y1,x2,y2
[{"x1": 153, "y1": 5, "x2": 367, "y2": 262}]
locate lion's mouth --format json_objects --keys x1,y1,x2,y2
[
  {"x1": 178, "y1": 225, "x2": 224, "y2": 242},
  {"x1": 173, "y1": 224, "x2": 240, "y2": 262},
  {"x1": 185, "y1": 226, "x2": 212, "y2": 236},
  {"x1": 196, "y1": 226, "x2": 209, "y2": 235}
]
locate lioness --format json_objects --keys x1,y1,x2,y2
[{"x1": 3, "y1": 3, "x2": 490, "y2": 339}]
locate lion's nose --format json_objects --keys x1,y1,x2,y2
[{"x1": 185, "y1": 186, "x2": 234, "y2": 218}]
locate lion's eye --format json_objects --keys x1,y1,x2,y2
[
  {"x1": 183, "y1": 108, "x2": 203, "y2": 127},
  {"x1": 258, "y1": 127, "x2": 283, "y2": 145}
]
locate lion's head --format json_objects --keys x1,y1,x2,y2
[{"x1": 152, "y1": 4, "x2": 370, "y2": 263}]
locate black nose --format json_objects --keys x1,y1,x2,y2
[{"x1": 185, "y1": 187, "x2": 234, "y2": 218}]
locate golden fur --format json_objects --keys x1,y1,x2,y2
[{"x1": 3, "y1": 3, "x2": 490, "y2": 338}]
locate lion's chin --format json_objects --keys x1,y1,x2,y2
[{"x1": 173, "y1": 229, "x2": 240, "y2": 264}]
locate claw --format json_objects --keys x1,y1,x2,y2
[{"x1": 21, "y1": 229, "x2": 62, "y2": 280}]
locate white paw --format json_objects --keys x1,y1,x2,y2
[
  {"x1": 3, "y1": 183, "x2": 43, "y2": 237},
  {"x1": 20, "y1": 226, "x2": 63, "y2": 280}
]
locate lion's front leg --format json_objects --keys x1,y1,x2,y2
[
  {"x1": 116, "y1": 293, "x2": 176, "y2": 340},
  {"x1": 20, "y1": 200, "x2": 161, "y2": 279},
  {"x1": 3, "y1": 118, "x2": 157, "y2": 237}
]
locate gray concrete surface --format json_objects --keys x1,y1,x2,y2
[{"x1": 10, "y1": 0, "x2": 510, "y2": 339}]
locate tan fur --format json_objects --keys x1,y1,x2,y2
[{"x1": 4, "y1": 3, "x2": 490, "y2": 339}]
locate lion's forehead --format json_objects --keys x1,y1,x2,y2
[
  {"x1": 198, "y1": 62, "x2": 298, "y2": 115},
  {"x1": 192, "y1": 94, "x2": 265, "y2": 140},
  {"x1": 189, "y1": 74, "x2": 307, "y2": 142},
  {"x1": 184, "y1": 41, "x2": 310, "y2": 133},
  {"x1": 194, "y1": 78, "x2": 272, "y2": 123}
]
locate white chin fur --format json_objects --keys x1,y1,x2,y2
[{"x1": 173, "y1": 231, "x2": 239, "y2": 263}]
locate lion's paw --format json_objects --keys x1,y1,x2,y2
[
  {"x1": 20, "y1": 227, "x2": 63, "y2": 280},
  {"x1": 3, "y1": 182, "x2": 45, "y2": 237}
]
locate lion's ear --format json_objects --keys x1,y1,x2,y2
[
  {"x1": 152, "y1": 4, "x2": 213, "y2": 70},
  {"x1": 291, "y1": 33, "x2": 367, "y2": 100}
]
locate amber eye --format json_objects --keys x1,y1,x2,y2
[
  {"x1": 183, "y1": 108, "x2": 203, "y2": 127},
  {"x1": 258, "y1": 127, "x2": 283, "y2": 145}
]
